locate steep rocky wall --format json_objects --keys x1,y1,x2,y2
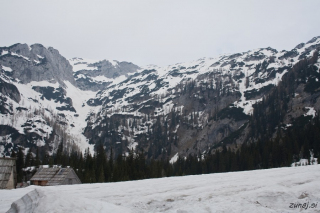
[{"x1": 0, "y1": 44, "x2": 75, "y2": 87}]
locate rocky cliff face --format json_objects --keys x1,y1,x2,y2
[
  {"x1": 69, "y1": 58, "x2": 140, "y2": 91},
  {"x1": 0, "y1": 43, "x2": 76, "y2": 87}
]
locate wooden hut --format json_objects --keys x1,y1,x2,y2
[
  {"x1": 30, "y1": 167, "x2": 81, "y2": 186},
  {"x1": 0, "y1": 158, "x2": 17, "y2": 189}
]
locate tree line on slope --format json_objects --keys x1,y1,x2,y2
[
  {"x1": 250, "y1": 49, "x2": 320, "y2": 143},
  {"x1": 11, "y1": 49, "x2": 320, "y2": 183},
  {"x1": 11, "y1": 114, "x2": 320, "y2": 183}
]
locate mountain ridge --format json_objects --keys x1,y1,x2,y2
[{"x1": 0, "y1": 36, "x2": 319, "y2": 161}]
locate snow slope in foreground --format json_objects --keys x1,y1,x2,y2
[{"x1": 2, "y1": 165, "x2": 320, "y2": 213}]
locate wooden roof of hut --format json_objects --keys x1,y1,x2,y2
[
  {"x1": 30, "y1": 167, "x2": 81, "y2": 186},
  {"x1": 0, "y1": 158, "x2": 17, "y2": 189}
]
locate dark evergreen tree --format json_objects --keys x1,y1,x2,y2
[
  {"x1": 25, "y1": 149, "x2": 34, "y2": 168},
  {"x1": 35, "y1": 148, "x2": 40, "y2": 167},
  {"x1": 55, "y1": 140, "x2": 64, "y2": 165},
  {"x1": 16, "y1": 147, "x2": 24, "y2": 183}
]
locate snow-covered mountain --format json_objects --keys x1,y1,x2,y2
[
  {"x1": 0, "y1": 36, "x2": 320, "y2": 159},
  {"x1": 69, "y1": 57, "x2": 139, "y2": 91}
]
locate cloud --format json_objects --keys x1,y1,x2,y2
[{"x1": 1, "y1": 0, "x2": 320, "y2": 66}]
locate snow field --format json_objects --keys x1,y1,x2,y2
[{"x1": 2, "y1": 165, "x2": 320, "y2": 213}]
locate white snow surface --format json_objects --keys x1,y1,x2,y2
[
  {"x1": 63, "y1": 81, "x2": 97, "y2": 153},
  {"x1": 170, "y1": 152, "x2": 179, "y2": 164},
  {"x1": 36, "y1": 54, "x2": 44, "y2": 59},
  {"x1": 10, "y1": 52, "x2": 30, "y2": 61},
  {"x1": 68, "y1": 57, "x2": 100, "y2": 72},
  {"x1": 91, "y1": 75, "x2": 127, "y2": 86},
  {"x1": 1, "y1": 50, "x2": 8, "y2": 55},
  {"x1": 68, "y1": 57, "x2": 119, "y2": 72},
  {"x1": 127, "y1": 142, "x2": 138, "y2": 151},
  {"x1": 304, "y1": 107, "x2": 317, "y2": 118},
  {"x1": 2, "y1": 165, "x2": 320, "y2": 213},
  {"x1": 1, "y1": 65, "x2": 12, "y2": 72}
]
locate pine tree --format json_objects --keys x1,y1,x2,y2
[
  {"x1": 56, "y1": 140, "x2": 63, "y2": 165},
  {"x1": 25, "y1": 149, "x2": 33, "y2": 168},
  {"x1": 35, "y1": 148, "x2": 40, "y2": 167},
  {"x1": 108, "y1": 147, "x2": 114, "y2": 181},
  {"x1": 16, "y1": 147, "x2": 24, "y2": 182},
  {"x1": 97, "y1": 165, "x2": 105, "y2": 182},
  {"x1": 10, "y1": 150, "x2": 16, "y2": 158}
]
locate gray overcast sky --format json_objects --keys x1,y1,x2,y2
[{"x1": 1, "y1": 0, "x2": 320, "y2": 66}]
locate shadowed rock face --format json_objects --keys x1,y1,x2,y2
[
  {"x1": 0, "y1": 78, "x2": 20, "y2": 103},
  {"x1": 0, "y1": 43, "x2": 75, "y2": 87}
]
